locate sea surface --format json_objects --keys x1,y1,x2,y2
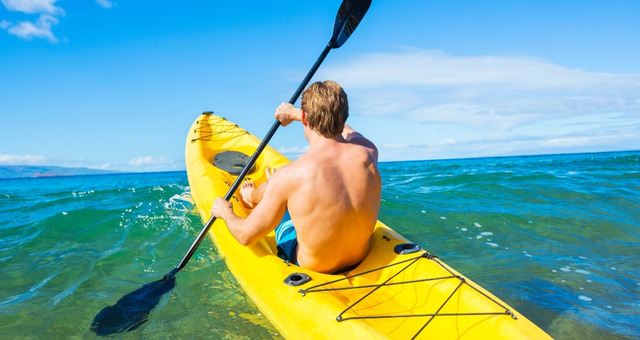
[{"x1": 1, "y1": 151, "x2": 638, "y2": 339}]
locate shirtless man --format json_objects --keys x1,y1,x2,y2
[{"x1": 211, "y1": 80, "x2": 381, "y2": 274}]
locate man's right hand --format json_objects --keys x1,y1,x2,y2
[
  {"x1": 275, "y1": 103, "x2": 302, "y2": 127},
  {"x1": 211, "y1": 197, "x2": 233, "y2": 220}
]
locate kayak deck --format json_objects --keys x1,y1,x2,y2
[{"x1": 185, "y1": 112, "x2": 551, "y2": 339}]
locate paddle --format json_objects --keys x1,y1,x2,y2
[{"x1": 91, "y1": 0, "x2": 372, "y2": 335}]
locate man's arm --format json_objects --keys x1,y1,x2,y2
[
  {"x1": 275, "y1": 103, "x2": 302, "y2": 126},
  {"x1": 211, "y1": 168, "x2": 289, "y2": 246}
]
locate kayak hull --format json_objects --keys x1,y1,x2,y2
[{"x1": 185, "y1": 112, "x2": 551, "y2": 339}]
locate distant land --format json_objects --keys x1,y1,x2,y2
[{"x1": 0, "y1": 166, "x2": 120, "y2": 179}]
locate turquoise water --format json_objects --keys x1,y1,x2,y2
[{"x1": 1, "y1": 151, "x2": 638, "y2": 339}]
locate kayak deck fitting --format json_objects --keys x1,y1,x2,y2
[{"x1": 185, "y1": 112, "x2": 551, "y2": 339}]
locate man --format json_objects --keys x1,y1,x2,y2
[{"x1": 211, "y1": 80, "x2": 381, "y2": 274}]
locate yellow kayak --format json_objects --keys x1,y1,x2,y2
[{"x1": 185, "y1": 112, "x2": 552, "y2": 339}]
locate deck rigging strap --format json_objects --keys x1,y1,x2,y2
[
  {"x1": 191, "y1": 115, "x2": 249, "y2": 143},
  {"x1": 298, "y1": 251, "x2": 516, "y2": 339}
]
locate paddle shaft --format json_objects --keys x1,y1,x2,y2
[{"x1": 175, "y1": 43, "x2": 334, "y2": 271}]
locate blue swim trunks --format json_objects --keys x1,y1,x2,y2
[
  {"x1": 275, "y1": 216, "x2": 298, "y2": 265},
  {"x1": 274, "y1": 213, "x2": 362, "y2": 274}
]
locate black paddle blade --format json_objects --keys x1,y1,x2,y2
[
  {"x1": 90, "y1": 270, "x2": 177, "y2": 336},
  {"x1": 331, "y1": 0, "x2": 372, "y2": 48}
]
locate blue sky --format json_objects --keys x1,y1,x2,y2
[{"x1": 1, "y1": 0, "x2": 639, "y2": 172}]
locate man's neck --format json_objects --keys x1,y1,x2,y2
[{"x1": 305, "y1": 127, "x2": 346, "y2": 148}]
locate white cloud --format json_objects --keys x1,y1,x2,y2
[
  {"x1": 381, "y1": 143, "x2": 410, "y2": 150},
  {"x1": 4, "y1": 14, "x2": 59, "y2": 42},
  {"x1": 95, "y1": 0, "x2": 115, "y2": 9},
  {"x1": 320, "y1": 49, "x2": 640, "y2": 131},
  {"x1": 1, "y1": 0, "x2": 63, "y2": 42},
  {"x1": 121, "y1": 156, "x2": 184, "y2": 172},
  {"x1": 277, "y1": 145, "x2": 309, "y2": 159},
  {"x1": 382, "y1": 138, "x2": 457, "y2": 151},
  {"x1": 1, "y1": 0, "x2": 114, "y2": 43},
  {"x1": 0, "y1": 153, "x2": 185, "y2": 172},
  {"x1": 281, "y1": 49, "x2": 639, "y2": 160},
  {"x1": 0, "y1": 153, "x2": 47, "y2": 165},
  {"x1": 324, "y1": 49, "x2": 640, "y2": 91},
  {"x1": 1, "y1": 0, "x2": 63, "y2": 14},
  {"x1": 541, "y1": 134, "x2": 635, "y2": 148},
  {"x1": 127, "y1": 156, "x2": 174, "y2": 167},
  {"x1": 95, "y1": 163, "x2": 111, "y2": 170},
  {"x1": 376, "y1": 122, "x2": 639, "y2": 161}
]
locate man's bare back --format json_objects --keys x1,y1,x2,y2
[
  {"x1": 211, "y1": 81, "x2": 381, "y2": 274},
  {"x1": 269, "y1": 125, "x2": 380, "y2": 272}
]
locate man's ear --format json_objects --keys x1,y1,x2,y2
[{"x1": 301, "y1": 110, "x2": 308, "y2": 127}]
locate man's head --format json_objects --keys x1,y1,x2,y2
[{"x1": 301, "y1": 80, "x2": 349, "y2": 137}]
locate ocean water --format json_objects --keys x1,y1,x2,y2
[{"x1": 1, "y1": 151, "x2": 638, "y2": 339}]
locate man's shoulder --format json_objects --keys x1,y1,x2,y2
[
  {"x1": 343, "y1": 128, "x2": 377, "y2": 151},
  {"x1": 286, "y1": 156, "x2": 317, "y2": 172},
  {"x1": 275, "y1": 156, "x2": 325, "y2": 183},
  {"x1": 274, "y1": 160, "x2": 312, "y2": 179},
  {"x1": 349, "y1": 136, "x2": 378, "y2": 155}
]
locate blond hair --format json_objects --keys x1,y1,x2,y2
[{"x1": 301, "y1": 81, "x2": 349, "y2": 137}]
